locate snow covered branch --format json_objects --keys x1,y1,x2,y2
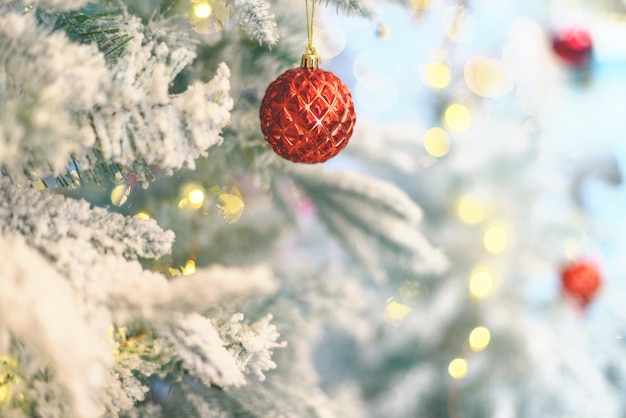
[
  {"x1": 231, "y1": 0, "x2": 279, "y2": 45},
  {"x1": 289, "y1": 166, "x2": 448, "y2": 280}
]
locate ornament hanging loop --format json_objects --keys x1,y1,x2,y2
[{"x1": 301, "y1": 0, "x2": 320, "y2": 69}]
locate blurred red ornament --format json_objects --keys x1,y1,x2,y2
[
  {"x1": 560, "y1": 260, "x2": 602, "y2": 306},
  {"x1": 259, "y1": 62, "x2": 356, "y2": 164},
  {"x1": 552, "y1": 26, "x2": 593, "y2": 67}
]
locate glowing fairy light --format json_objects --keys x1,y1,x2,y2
[
  {"x1": 384, "y1": 297, "x2": 412, "y2": 324},
  {"x1": 188, "y1": 188, "x2": 206, "y2": 209},
  {"x1": 136, "y1": 211, "x2": 151, "y2": 220},
  {"x1": 456, "y1": 195, "x2": 486, "y2": 224},
  {"x1": 194, "y1": 2, "x2": 212, "y2": 18},
  {"x1": 190, "y1": 0, "x2": 229, "y2": 34},
  {"x1": 443, "y1": 103, "x2": 472, "y2": 132},
  {"x1": 483, "y1": 224, "x2": 510, "y2": 254},
  {"x1": 183, "y1": 260, "x2": 196, "y2": 276},
  {"x1": 423, "y1": 127, "x2": 450, "y2": 157},
  {"x1": 469, "y1": 267, "x2": 495, "y2": 299},
  {"x1": 111, "y1": 183, "x2": 131, "y2": 206},
  {"x1": 424, "y1": 61, "x2": 451, "y2": 89},
  {"x1": 210, "y1": 186, "x2": 245, "y2": 224},
  {"x1": 448, "y1": 358, "x2": 468, "y2": 379},
  {"x1": 464, "y1": 56, "x2": 511, "y2": 98},
  {"x1": 179, "y1": 183, "x2": 206, "y2": 211},
  {"x1": 0, "y1": 356, "x2": 18, "y2": 404},
  {"x1": 469, "y1": 326, "x2": 491, "y2": 351}
]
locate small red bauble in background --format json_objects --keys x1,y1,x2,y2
[
  {"x1": 259, "y1": 54, "x2": 356, "y2": 164},
  {"x1": 560, "y1": 259, "x2": 602, "y2": 307},
  {"x1": 551, "y1": 26, "x2": 593, "y2": 68}
]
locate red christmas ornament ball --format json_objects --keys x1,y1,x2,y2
[
  {"x1": 560, "y1": 260, "x2": 602, "y2": 306},
  {"x1": 552, "y1": 26, "x2": 593, "y2": 67},
  {"x1": 259, "y1": 67, "x2": 356, "y2": 164}
]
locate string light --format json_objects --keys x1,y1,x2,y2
[
  {"x1": 384, "y1": 297, "x2": 412, "y2": 324},
  {"x1": 448, "y1": 358, "x2": 468, "y2": 379},
  {"x1": 0, "y1": 356, "x2": 18, "y2": 404},
  {"x1": 483, "y1": 224, "x2": 510, "y2": 254},
  {"x1": 469, "y1": 326, "x2": 491, "y2": 351},
  {"x1": 464, "y1": 56, "x2": 511, "y2": 98},
  {"x1": 443, "y1": 103, "x2": 472, "y2": 132},
  {"x1": 183, "y1": 260, "x2": 196, "y2": 276},
  {"x1": 456, "y1": 195, "x2": 486, "y2": 224},
  {"x1": 210, "y1": 186, "x2": 245, "y2": 224},
  {"x1": 190, "y1": 0, "x2": 229, "y2": 34},
  {"x1": 111, "y1": 183, "x2": 131, "y2": 206},
  {"x1": 469, "y1": 267, "x2": 495, "y2": 299},
  {"x1": 188, "y1": 188, "x2": 206, "y2": 209},
  {"x1": 399, "y1": 280, "x2": 421, "y2": 299},
  {"x1": 179, "y1": 183, "x2": 206, "y2": 211},
  {"x1": 424, "y1": 61, "x2": 451, "y2": 89},
  {"x1": 194, "y1": 2, "x2": 212, "y2": 18},
  {"x1": 423, "y1": 127, "x2": 451, "y2": 157},
  {"x1": 136, "y1": 211, "x2": 151, "y2": 220}
]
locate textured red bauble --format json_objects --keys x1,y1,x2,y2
[
  {"x1": 259, "y1": 67, "x2": 356, "y2": 164},
  {"x1": 560, "y1": 260, "x2": 601, "y2": 306},
  {"x1": 552, "y1": 26, "x2": 593, "y2": 67}
]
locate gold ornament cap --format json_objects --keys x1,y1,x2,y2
[{"x1": 301, "y1": 50, "x2": 320, "y2": 69}]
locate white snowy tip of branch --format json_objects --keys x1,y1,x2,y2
[
  {"x1": 289, "y1": 166, "x2": 423, "y2": 224},
  {"x1": 161, "y1": 314, "x2": 247, "y2": 388},
  {"x1": 0, "y1": 12, "x2": 109, "y2": 175},
  {"x1": 289, "y1": 166, "x2": 449, "y2": 277},
  {"x1": 89, "y1": 56, "x2": 233, "y2": 172},
  {"x1": 107, "y1": 264, "x2": 278, "y2": 323},
  {"x1": 29, "y1": 0, "x2": 90, "y2": 10},
  {"x1": 326, "y1": 0, "x2": 374, "y2": 17},
  {"x1": 217, "y1": 313, "x2": 286, "y2": 381},
  {"x1": 231, "y1": 0, "x2": 279, "y2": 45},
  {"x1": 0, "y1": 236, "x2": 112, "y2": 418}
]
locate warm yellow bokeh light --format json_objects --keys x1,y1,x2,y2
[
  {"x1": 183, "y1": 259, "x2": 196, "y2": 276},
  {"x1": 448, "y1": 358, "x2": 468, "y2": 379},
  {"x1": 443, "y1": 103, "x2": 472, "y2": 132},
  {"x1": 210, "y1": 186, "x2": 245, "y2": 224},
  {"x1": 469, "y1": 267, "x2": 495, "y2": 299},
  {"x1": 194, "y1": 3, "x2": 212, "y2": 19},
  {"x1": 464, "y1": 57, "x2": 510, "y2": 98},
  {"x1": 456, "y1": 195, "x2": 486, "y2": 224},
  {"x1": 188, "y1": 188, "x2": 206, "y2": 209},
  {"x1": 423, "y1": 127, "x2": 450, "y2": 157},
  {"x1": 136, "y1": 211, "x2": 151, "y2": 220},
  {"x1": 469, "y1": 326, "x2": 491, "y2": 351},
  {"x1": 424, "y1": 62, "x2": 451, "y2": 89},
  {"x1": 399, "y1": 280, "x2": 421, "y2": 299},
  {"x1": 483, "y1": 225, "x2": 509, "y2": 254},
  {"x1": 111, "y1": 184, "x2": 131, "y2": 206},
  {"x1": 384, "y1": 297, "x2": 412, "y2": 324},
  {"x1": 0, "y1": 356, "x2": 18, "y2": 404}
]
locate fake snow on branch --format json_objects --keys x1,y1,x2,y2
[
  {"x1": 0, "y1": 236, "x2": 112, "y2": 418},
  {"x1": 0, "y1": 9, "x2": 233, "y2": 182},
  {"x1": 82, "y1": 10, "x2": 234, "y2": 174},
  {"x1": 289, "y1": 166, "x2": 448, "y2": 280},
  {"x1": 231, "y1": 0, "x2": 279, "y2": 45},
  {"x1": 108, "y1": 264, "x2": 279, "y2": 324},
  {"x1": 0, "y1": 12, "x2": 109, "y2": 176}
]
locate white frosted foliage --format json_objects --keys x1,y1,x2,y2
[
  {"x1": 0, "y1": 236, "x2": 112, "y2": 418},
  {"x1": 162, "y1": 314, "x2": 247, "y2": 388},
  {"x1": 231, "y1": 0, "x2": 279, "y2": 45},
  {"x1": 0, "y1": 12, "x2": 109, "y2": 175},
  {"x1": 217, "y1": 313, "x2": 286, "y2": 381}
]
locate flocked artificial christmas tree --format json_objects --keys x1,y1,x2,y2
[{"x1": 3, "y1": 0, "x2": 626, "y2": 417}]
